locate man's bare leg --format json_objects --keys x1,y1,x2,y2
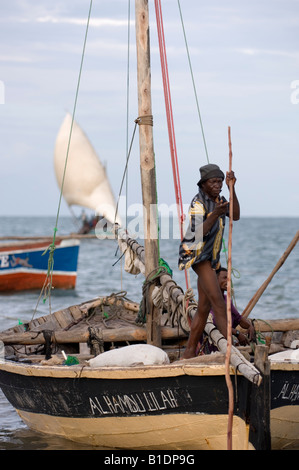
[
  {"x1": 182, "y1": 261, "x2": 227, "y2": 358},
  {"x1": 196, "y1": 262, "x2": 228, "y2": 338}
]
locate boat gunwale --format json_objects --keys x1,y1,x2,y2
[
  {"x1": 270, "y1": 361, "x2": 299, "y2": 371},
  {"x1": 0, "y1": 357, "x2": 240, "y2": 379},
  {"x1": 0, "y1": 238, "x2": 80, "y2": 254},
  {"x1": 1, "y1": 355, "x2": 298, "y2": 378}
]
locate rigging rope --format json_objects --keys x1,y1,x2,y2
[
  {"x1": 125, "y1": 0, "x2": 131, "y2": 229},
  {"x1": 154, "y1": 0, "x2": 189, "y2": 291},
  {"x1": 177, "y1": 0, "x2": 209, "y2": 163},
  {"x1": 33, "y1": 0, "x2": 93, "y2": 315},
  {"x1": 176, "y1": 0, "x2": 240, "y2": 296},
  {"x1": 114, "y1": 119, "x2": 138, "y2": 226},
  {"x1": 176, "y1": 1, "x2": 240, "y2": 294}
]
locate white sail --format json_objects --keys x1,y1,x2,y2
[{"x1": 54, "y1": 113, "x2": 121, "y2": 225}]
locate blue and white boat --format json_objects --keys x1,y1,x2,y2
[{"x1": 0, "y1": 238, "x2": 80, "y2": 292}]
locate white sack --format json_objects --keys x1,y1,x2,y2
[
  {"x1": 269, "y1": 348, "x2": 299, "y2": 363},
  {"x1": 88, "y1": 343, "x2": 170, "y2": 367}
]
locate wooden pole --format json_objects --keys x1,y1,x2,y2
[
  {"x1": 253, "y1": 317, "x2": 299, "y2": 331},
  {"x1": 226, "y1": 126, "x2": 234, "y2": 450},
  {"x1": 242, "y1": 230, "x2": 299, "y2": 319},
  {"x1": 135, "y1": 0, "x2": 161, "y2": 347},
  {"x1": 249, "y1": 345, "x2": 271, "y2": 450},
  {"x1": 0, "y1": 325, "x2": 185, "y2": 346}
]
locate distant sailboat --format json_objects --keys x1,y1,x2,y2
[
  {"x1": 0, "y1": 238, "x2": 79, "y2": 292},
  {"x1": 54, "y1": 113, "x2": 121, "y2": 234}
]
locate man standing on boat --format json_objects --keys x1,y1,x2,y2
[{"x1": 178, "y1": 163, "x2": 240, "y2": 358}]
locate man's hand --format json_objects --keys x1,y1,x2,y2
[
  {"x1": 214, "y1": 199, "x2": 229, "y2": 217},
  {"x1": 226, "y1": 171, "x2": 236, "y2": 187}
]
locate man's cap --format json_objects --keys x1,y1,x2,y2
[{"x1": 197, "y1": 164, "x2": 224, "y2": 186}]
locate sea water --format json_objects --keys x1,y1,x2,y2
[{"x1": 0, "y1": 216, "x2": 298, "y2": 450}]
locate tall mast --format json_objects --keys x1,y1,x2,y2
[{"x1": 135, "y1": 0, "x2": 161, "y2": 347}]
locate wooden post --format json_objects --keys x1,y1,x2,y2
[
  {"x1": 135, "y1": 0, "x2": 161, "y2": 347},
  {"x1": 249, "y1": 345, "x2": 271, "y2": 450}
]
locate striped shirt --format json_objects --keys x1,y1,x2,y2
[{"x1": 178, "y1": 188, "x2": 228, "y2": 271}]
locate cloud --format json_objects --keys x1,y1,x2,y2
[
  {"x1": 36, "y1": 16, "x2": 130, "y2": 28},
  {"x1": 0, "y1": 55, "x2": 33, "y2": 63},
  {"x1": 1, "y1": 0, "x2": 299, "y2": 217},
  {"x1": 237, "y1": 48, "x2": 299, "y2": 60}
]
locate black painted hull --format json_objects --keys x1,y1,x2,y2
[
  {"x1": 1, "y1": 356, "x2": 298, "y2": 449},
  {"x1": 0, "y1": 360, "x2": 259, "y2": 450},
  {"x1": 270, "y1": 367, "x2": 299, "y2": 449}
]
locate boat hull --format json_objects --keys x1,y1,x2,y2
[
  {"x1": 17, "y1": 410, "x2": 251, "y2": 450},
  {"x1": 0, "y1": 239, "x2": 79, "y2": 291},
  {"x1": 270, "y1": 366, "x2": 299, "y2": 450},
  {"x1": 0, "y1": 360, "x2": 256, "y2": 450}
]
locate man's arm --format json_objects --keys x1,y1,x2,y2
[{"x1": 239, "y1": 317, "x2": 256, "y2": 341}]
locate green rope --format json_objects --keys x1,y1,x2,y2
[
  {"x1": 222, "y1": 238, "x2": 240, "y2": 279},
  {"x1": 254, "y1": 319, "x2": 274, "y2": 345},
  {"x1": 159, "y1": 257, "x2": 173, "y2": 276},
  {"x1": 41, "y1": 227, "x2": 57, "y2": 303},
  {"x1": 153, "y1": 158, "x2": 174, "y2": 278},
  {"x1": 40, "y1": 0, "x2": 93, "y2": 307},
  {"x1": 177, "y1": 0, "x2": 209, "y2": 163},
  {"x1": 54, "y1": 0, "x2": 93, "y2": 231},
  {"x1": 154, "y1": 158, "x2": 161, "y2": 259}
]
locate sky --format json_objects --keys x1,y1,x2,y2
[{"x1": 0, "y1": 0, "x2": 298, "y2": 220}]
